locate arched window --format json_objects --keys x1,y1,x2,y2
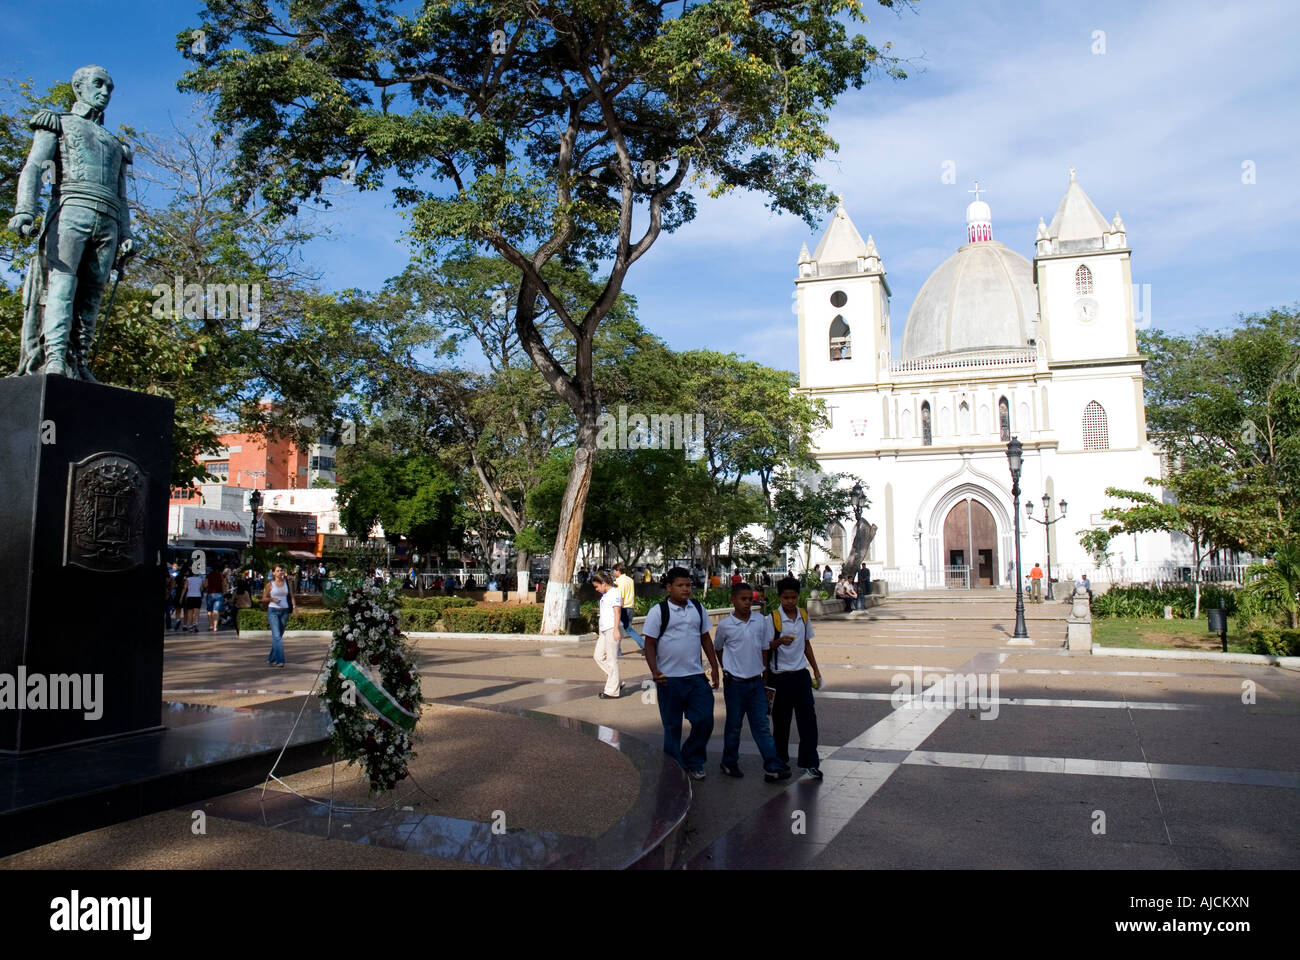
[
  {"x1": 998, "y1": 396, "x2": 1011, "y2": 442},
  {"x1": 1075, "y1": 264, "x2": 1093, "y2": 295},
  {"x1": 829, "y1": 523, "x2": 845, "y2": 559},
  {"x1": 921, "y1": 401, "x2": 932, "y2": 446},
  {"x1": 901, "y1": 408, "x2": 913, "y2": 438},
  {"x1": 958, "y1": 401, "x2": 971, "y2": 434},
  {"x1": 1082, "y1": 401, "x2": 1109, "y2": 449},
  {"x1": 829, "y1": 316, "x2": 851, "y2": 361}
]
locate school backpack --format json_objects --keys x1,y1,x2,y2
[
  {"x1": 769, "y1": 606, "x2": 808, "y2": 671},
  {"x1": 654, "y1": 597, "x2": 707, "y2": 638}
]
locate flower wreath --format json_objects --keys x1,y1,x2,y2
[{"x1": 319, "y1": 575, "x2": 422, "y2": 792}]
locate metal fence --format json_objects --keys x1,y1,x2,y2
[{"x1": 942, "y1": 564, "x2": 970, "y2": 589}]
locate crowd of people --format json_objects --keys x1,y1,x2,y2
[{"x1": 590, "y1": 566, "x2": 825, "y2": 783}]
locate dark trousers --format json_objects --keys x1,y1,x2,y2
[
  {"x1": 656, "y1": 674, "x2": 714, "y2": 773},
  {"x1": 771, "y1": 669, "x2": 819, "y2": 769},
  {"x1": 722, "y1": 673, "x2": 784, "y2": 771}
]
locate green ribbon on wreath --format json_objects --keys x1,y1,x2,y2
[{"x1": 337, "y1": 658, "x2": 418, "y2": 732}]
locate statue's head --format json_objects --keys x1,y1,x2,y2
[{"x1": 71, "y1": 65, "x2": 114, "y2": 112}]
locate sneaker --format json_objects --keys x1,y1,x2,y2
[
  {"x1": 719, "y1": 762, "x2": 744, "y2": 778},
  {"x1": 688, "y1": 769, "x2": 706, "y2": 781},
  {"x1": 598, "y1": 692, "x2": 620, "y2": 699},
  {"x1": 764, "y1": 768, "x2": 792, "y2": 783},
  {"x1": 804, "y1": 767, "x2": 824, "y2": 780}
]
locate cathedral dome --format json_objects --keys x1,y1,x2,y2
[{"x1": 900, "y1": 196, "x2": 1037, "y2": 361}]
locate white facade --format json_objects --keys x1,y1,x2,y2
[{"x1": 796, "y1": 172, "x2": 1185, "y2": 588}]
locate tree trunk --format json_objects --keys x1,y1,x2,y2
[{"x1": 541, "y1": 415, "x2": 599, "y2": 634}]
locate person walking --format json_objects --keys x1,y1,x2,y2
[
  {"x1": 613, "y1": 562, "x2": 643, "y2": 652},
  {"x1": 642, "y1": 566, "x2": 720, "y2": 781},
  {"x1": 204, "y1": 566, "x2": 225, "y2": 632},
  {"x1": 714, "y1": 582, "x2": 791, "y2": 782},
  {"x1": 261, "y1": 565, "x2": 293, "y2": 667},
  {"x1": 591, "y1": 572, "x2": 622, "y2": 699},
  {"x1": 768, "y1": 577, "x2": 823, "y2": 779},
  {"x1": 182, "y1": 566, "x2": 204, "y2": 632},
  {"x1": 854, "y1": 562, "x2": 871, "y2": 611},
  {"x1": 1029, "y1": 563, "x2": 1044, "y2": 603}
]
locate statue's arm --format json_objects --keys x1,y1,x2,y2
[
  {"x1": 8, "y1": 128, "x2": 57, "y2": 234},
  {"x1": 117, "y1": 142, "x2": 133, "y2": 242}
]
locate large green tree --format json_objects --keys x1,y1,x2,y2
[
  {"x1": 179, "y1": 0, "x2": 909, "y2": 631},
  {"x1": 1080, "y1": 468, "x2": 1285, "y2": 617},
  {"x1": 1139, "y1": 309, "x2": 1300, "y2": 535},
  {"x1": 337, "y1": 451, "x2": 462, "y2": 556},
  {"x1": 770, "y1": 471, "x2": 858, "y2": 576}
]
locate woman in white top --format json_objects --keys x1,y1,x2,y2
[
  {"x1": 591, "y1": 572, "x2": 622, "y2": 699},
  {"x1": 183, "y1": 568, "x2": 205, "y2": 632},
  {"x1": 260, "y1": 565, "x2": 294, "y2": 667}
]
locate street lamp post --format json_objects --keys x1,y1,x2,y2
[
  {"x1": 1024, "y1": 495, "x2": 1068, "y2": 600},
  {"x1": 249, "y1": 488, "x2": 263, "y2": 561},
  {"x1": 1006, "y1": 438, "x2": 1029, "y2": 641},
  {"x1": 914, "y1": 520, "x2": 924, "y2": 588}
]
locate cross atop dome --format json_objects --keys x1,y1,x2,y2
[{"x1": 965, "y1": 180, "x2": 992, "y2": 244}]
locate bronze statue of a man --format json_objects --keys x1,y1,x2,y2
[{"x1": 7, "y1": 64, "x2": 135, "y2": 379}]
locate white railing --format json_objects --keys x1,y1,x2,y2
[
  {"x1": 883, "y1": 568, "x2": 927, "y2": 591},
  {"x1": 1051, "y1": 563, "x2": 1251, "y2": 586},
  {"x1": 943, "y1": 564, "x2": 971, "y2": 589},
  {"x1": 890, "y1": 346, "x2": 1038, "y2": 375}
]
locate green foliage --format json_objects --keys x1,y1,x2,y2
[
  {"x1": 1238, "y1": 544, "x2": 1300, "y2": 629},
  {"x1": 771, "y1": 472, "x2": 859, "y2": 572},
  {"x1": 396, "y1": 596, "x2": 476, "y2": 613},
  {"x1": 440, "y1": 605, "x2": 545, "y2": 634},
  {"x1": 337, "y1": 452, "x2": 462, "y2": 554},
  {"x1": 1091, "y1": 584, "x2": 1240, "y2": 620},
  {"x1": 179, "y1": 0, "x2": 910, "y2": 600},
  {"x1": 1245, "y1": 629, "x2": 1300, "y2": 657},
  {"x1": 1139, "y1": 309, "x2": 1300, "y2": 539},
  {"x1": 238, "y1": 608, "x2": 341, "y2": 631}
]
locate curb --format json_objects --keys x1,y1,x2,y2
[
  {"x1": 237, "y1": 629, "x2": 597, "y2": 643},
  {"x1": 1092, "y1": 645, "x2": 1300, "y2": 668}
]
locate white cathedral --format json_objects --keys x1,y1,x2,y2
[{"x1": 794, "y1": 170, "x2": 1186, "y2": 589}]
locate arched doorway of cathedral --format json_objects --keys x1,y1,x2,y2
[{"x1": 942, "y1": 497, "x2": 999, "y2": 588}]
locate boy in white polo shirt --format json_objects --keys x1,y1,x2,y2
[
  {"x1": 642, "y1": 566, "x2": 720, "y2": 781},
  {"x1": 714, "y1": 582, "x2": 792, "y2": 782},
  {"x1": 767, "y1": 577, "x2": 823, "y2": 778}
]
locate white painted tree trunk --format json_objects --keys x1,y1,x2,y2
[{"x1": 540, "y1": 436, "x2": 597, "y2": 634}]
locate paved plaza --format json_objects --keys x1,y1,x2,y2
[{"x1": 8, "y1": 595, "x2": 1297, "y2": 869}]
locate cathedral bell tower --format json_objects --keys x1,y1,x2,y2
[
  {"x1": 795, "y1": 201, "x2": 892, "y2": 389},
  {"x1": 1033, "y1": 168, "x2": 1136, "y2": 363}
]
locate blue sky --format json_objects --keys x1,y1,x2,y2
[{"x1": 3, "y1": 0, "x2": 1297, "y2": 372}]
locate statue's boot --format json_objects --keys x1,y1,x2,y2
[{"x1": 72, "y1": 314, "x2": 99, "y2": 383}]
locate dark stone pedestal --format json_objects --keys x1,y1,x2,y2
[{"x1": 0, "y1": 375, "x2": 172, "y2": 753}]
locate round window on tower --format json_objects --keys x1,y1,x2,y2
[{"x1": 830, "y1": 290, "x2": 847, "y2": 308}]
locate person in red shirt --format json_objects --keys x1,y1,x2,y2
[{"x1": 1029, "y1": 563, "x2": 1044, "y2": 603}]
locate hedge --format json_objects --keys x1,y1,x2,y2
[
  {"x1": 397, "y1": 596, "x2": 476, "y2": 614},
  {"x1": 237, "y1": 608, "x2": 341, "y2": 632},
  {"x1": 440, "y1": 605, "x2": 545, "y2": 634},
  {"x1": 1092, "y1": 584, "x2": 1240, "y2": 620},
  {"x1": 1246, "y1": 629, "x2": 1300, "y2": 657}
]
